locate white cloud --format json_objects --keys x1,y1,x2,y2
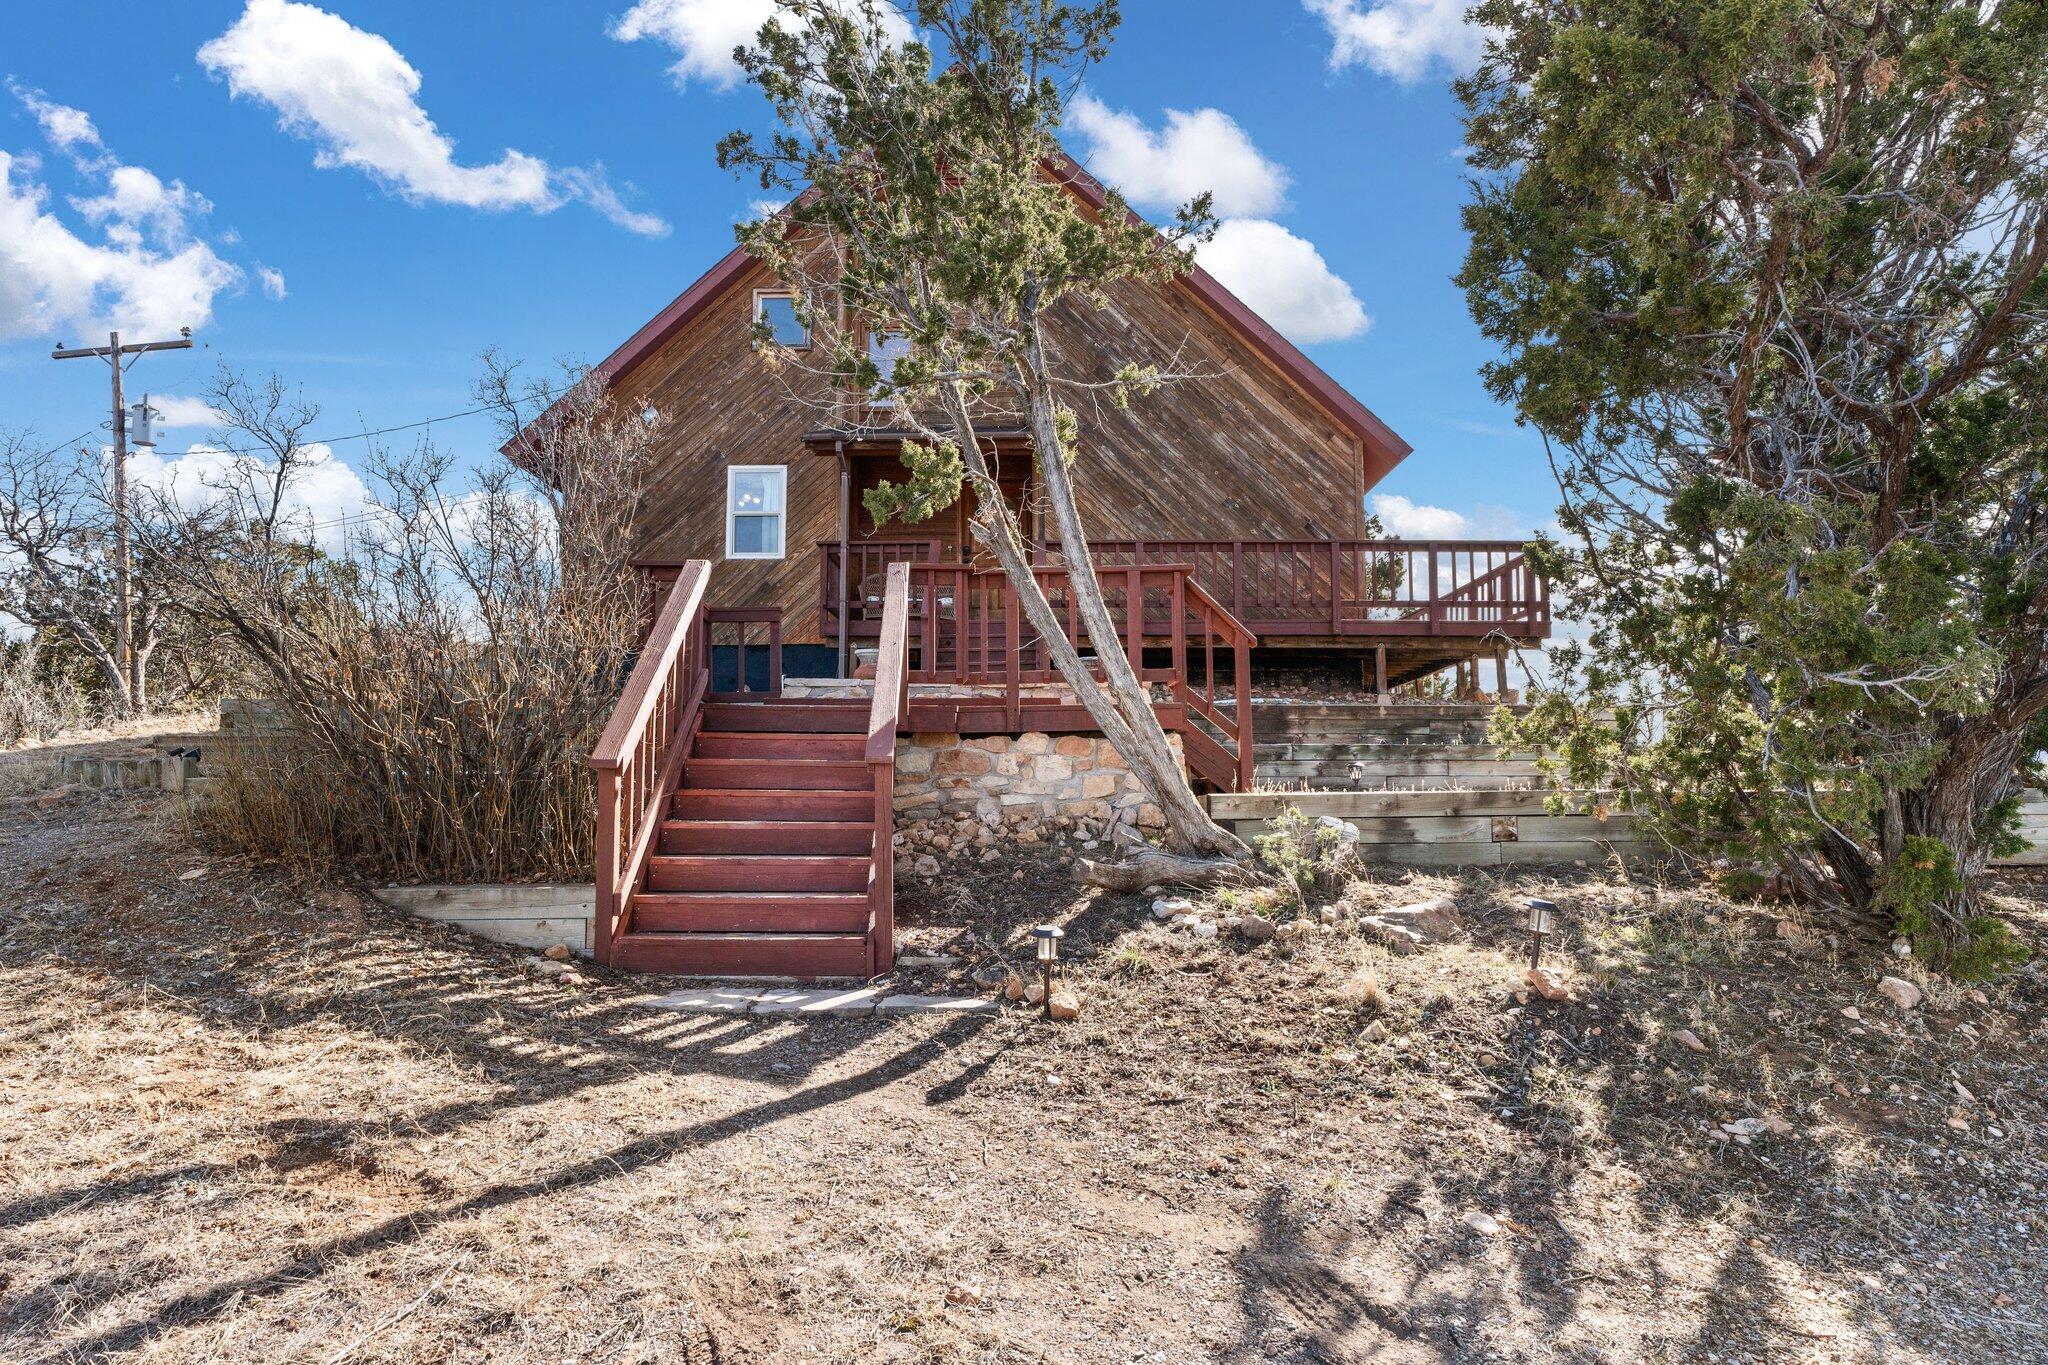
[
  {"x1": 611, "y1": 0, "x2": 914, "y2": 91},
  {"x1": 1304, "y1": 0, "x2": 1488, "y2": 85},
  {"x1": 1066, "y1": 94, "x2": 1289, "y2": 218},
  {"x1": 147, "y1": 395, "x2": 229, "y2": 429},
  {"x1": 555, "y1": 165, "x2": 672, "y2": 238},
  {"x1": 8, "y1": 82, "x2": 101, "y2": 154},
  {"x1": 131, "y1": 441, "x2": 373, "y2": 555},
  {"x1": 1196, "y1": 219, "x2": 1369, "y2": 344},
  {"x1": 71, "y1": 165, "x2": 213, "y2": 243},
  {"x1": 257, "y1": 265, "x2": 287, "y2": 299},
  {"x1": 1369, "y1": 493, "x2": 1528, "y2": 539},
  {"x1": 198, "y1": 0, "x2": 667, "y2": 235},
  {"x1": 0, "y1": 150, "x2": 239, "y2": 341}
]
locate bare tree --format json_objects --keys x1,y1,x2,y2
[{"x1": 0, "y1": 428, "x2": 165, "y2": 714}]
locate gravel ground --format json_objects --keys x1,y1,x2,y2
[{"x1": 2, "y1": 781, "x2": 2044, "y2": 1363}]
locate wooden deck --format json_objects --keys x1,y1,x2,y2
[{"x1": 817, "y1": 537, "x2": 1548, "y2": 684}]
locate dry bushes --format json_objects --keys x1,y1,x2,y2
[
  {"x1": 144, "y1": 360, "x2": 657, "y2": 883},
  {"x1": 0, "y1": 642, "x2": 95, "y2": 746}
]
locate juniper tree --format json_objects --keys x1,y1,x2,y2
[
  {"x1": 720, "y1": 0, "x2": 1247, "y2": 859},
  {"x1": 1459, "y1": 0, "x2": 2048, "y2": 965}
]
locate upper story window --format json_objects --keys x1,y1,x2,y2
[
  {"x1": 866, "y1": 329, "x2": 910, "y2": 407},
  {"x1": 726, "y1": 465, "x2": 787, "y2": 559},
  {"x1": 754, "y1": 291, "x2": 809, "y2": 349}
]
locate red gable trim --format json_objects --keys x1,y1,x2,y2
[
  {"x1": 590, "y1": 242, "x2": 759, "y2": 387},
  {"x1": 528, "y1": 163, "x2": 1414, "y2": 488}
]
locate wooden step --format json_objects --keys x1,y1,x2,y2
[
  {"x1": 682, "y1": 759, "x2": 869, "y2": 791},
  {"x1": 630, "y1": 892, "x2": 870, "y2": 934},
  {"x1": 660, "y1": 820, "x2": 875, "y2": 856},
  {"x1": 701, "y1": 701, "x2": 867, "y2": 734},
  {"x1": 670, "y1": 789, "x2": 875, "y2": 823},
  {"x1": 611, "y1": 930, "x2": 872, "y2": 979},
  {"x1": 646, "y1": 854, "x2": 871, "y2": 894},
  {"x1": 693, "y1": 731, "x2": 867, "y2": 760}
]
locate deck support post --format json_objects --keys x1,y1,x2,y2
[{"x1": 1374, "y1": 645, "x2": 1388, "y2": 708}]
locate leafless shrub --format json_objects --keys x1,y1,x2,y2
[
  {"x1": 143, "y1": 359, "x2": 657, "y2": 883},
  {"x1": 0, "y1": 641, "x2": 96, "y2": 746}
]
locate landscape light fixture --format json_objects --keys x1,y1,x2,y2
[
  {"x1": 1525, "y1": 898, "x2": 1557, "y2": 969},
  {"x1": 1031, "y1": 924, "x2": 1065, "y2": 1018}
]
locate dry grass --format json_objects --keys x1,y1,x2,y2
[{"x1": 4, "y1": 788, "x2": 2046, "y2": 1362}]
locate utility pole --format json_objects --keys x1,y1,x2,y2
[{"x1": 51, "y1": 327, "x2": 194, "y2": 711}]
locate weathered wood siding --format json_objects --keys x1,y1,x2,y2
[
  {"x1": 1995, "y1": 791, "x2": 2048, "y2": 867},
  {"x1": 616, "y1": 260, "x2": 1367, "y2": 648}
]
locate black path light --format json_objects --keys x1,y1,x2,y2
[
  {"x1": 1525, "y1": 898, "x2": 1557, "y2": 969},
  {"x1": 1031, "y1": 924, "x2": 1066, "y2": 1019}
]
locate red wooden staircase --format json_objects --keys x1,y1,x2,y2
[{"x1": 590, "y1": 563, "x2": 909, "y2": 981}]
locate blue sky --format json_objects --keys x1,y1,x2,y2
[{"x1": 0, "y1": 0, "x2": 1544, "y2": 540}]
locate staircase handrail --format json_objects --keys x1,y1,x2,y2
[{"x1": 590, "y1": 559, "x2": 711, "y2": 962}]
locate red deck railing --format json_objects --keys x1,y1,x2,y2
[
  {"x1": 901, "y1": 561, "x2": 1257, "y2": 790},
  {"x1": 590, "y1": 560, "x2": 712, "y2": 961},
  {"x1": 820, "y1": 538, "x2": 1549, "y2": 641}
]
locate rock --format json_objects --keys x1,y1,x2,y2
[
  {"x1": 1360, "y1": 1019, "x2": 1390, "y2": 1044},
  {"x1": 1358, "y1": 916, "x2": 1426, "y2": 955},
  {"x1": 1048, "y1": 988, "x2": 1082, "y2": 1021},
  {"x1": 1318, "y1": 906, "x2": 1339, "y2": 925},
  {"x1": 1191, "y1": 920, "x2": 1219, "y2": 940},
  {"x1": 1965, "y1": 987, "x2": 1989, "y2": 1006},
  {"x1": 897, "y1": 951, "x2": 960, "y2": 968},
  {"x1": 1671, "y1": 1028, "x2": 1710, "y2": 1054},
  {"x1": 542, "y1": 944, "x2": 571, "y2": 962},
  {"x1": 1839, "y1": 1005, "x2": 1862, "y2": 1021},
  {"x1": 1876, "y1": 976, "x2": 1922, "y2": 1010},
  {"x1": 1151, "y1": 896, "x2": 1193, "y2": 920},
  {"x1": 944, "y1": 1283, "x2": 986, "y2": 1308},
  {"x1": 913, "y1": 855, "x2": 942, "y2": 878},
  {"x1": 1775, "y1": 918, "x2": 1797, "y2": 939},
  {"x1": 1023, "y1": 981, "x2": 1045, "y2": 1006},
  {"x1": 1461, "y1": 1210, "x2": 1501, "y2": 1236},
  {"x1": 1523, "y1": 967, "x2": 1572, "y2": 1002},
  {"x1": 1238, "y1": 913, "x2": 1277, "y2": 943},
  {"x1": 1374, "y1": 896, "x2": 1460, "y2": 943},
  {"x1": 1003, "y1": 970, "x2": 1026, "y2": 1001},
  {"x1": 1891, "y1": 937, "x2": 1913, "y2": 958},
  {"x1": 533, "y1": 958, "x2": 574, "y2": 979},
  {"x1": 178, "y1": 867, "x2": 209, "y2": 882}
]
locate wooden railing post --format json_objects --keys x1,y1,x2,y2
[
  {"x1": 594, "y1": 768, "x2": 620, "y2": 962},
  {"x1": 1124, "y1": 565, "x2": 1143, "y2": 674}
]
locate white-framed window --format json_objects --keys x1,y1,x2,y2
[
  {"x1": 866, "y1": 329, "x2": 910, "y2": 407},
  {"x1": 753, "y1": 290, "x2": 809, "y2": 349},
  {"x1": 725, "y1": 465, "x2": 787, "y2": 560}
]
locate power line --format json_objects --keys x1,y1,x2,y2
[{"x1": 174, "y1": 384, "x2": 573, "y2": 459}]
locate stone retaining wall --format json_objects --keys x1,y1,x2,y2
[{"x1": 892, "y1": 730, "x2": 1181, "y2": 855}]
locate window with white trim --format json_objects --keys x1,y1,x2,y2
[
  {"x1": 725, "y1": 465, "x2": 786, "y2": 559},
  {"x1": 866, "y1": 329, "x2": 910, "y2": 407},
  {"x1": 753, "y1": 290, "x2": 809, "y2": 349}
]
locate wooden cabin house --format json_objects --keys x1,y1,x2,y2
[{"x1": 554, "y1": 161, "x2": 1550, "y2": 979}]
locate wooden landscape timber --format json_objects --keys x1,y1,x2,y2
[
  {"x1": 1206, "y1": 788, "x2": 1654, "y2": 867},
  {"x1": 1996, "y1": 791, "x2": 2048, "y2": 867}
]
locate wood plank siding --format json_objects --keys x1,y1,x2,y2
[{"x1": 615, "y1": 259, "x2": 1367, "y2": 648}]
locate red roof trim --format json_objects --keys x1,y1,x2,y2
[
  {"x1": 591, "y1": 242, "x2": 759, "y2": 387},
  {"x1": 524, "y1": 160, "x2": 1413, "y2": 487}
]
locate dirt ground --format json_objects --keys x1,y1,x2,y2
[{"x1": 2, "y1": 776, "x2": 2045, "y2": 1362}]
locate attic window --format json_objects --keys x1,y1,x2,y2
[
  {"x1": 866, "y1": 329, "x2": 910, "y2": 407},
  {"x1": 754, "y1": 291, "x2": 809, "y2": 349}
]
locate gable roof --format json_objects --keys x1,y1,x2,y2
[{"x1": 565, "y1": 157, "x2": 1414, "y2": 487}]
